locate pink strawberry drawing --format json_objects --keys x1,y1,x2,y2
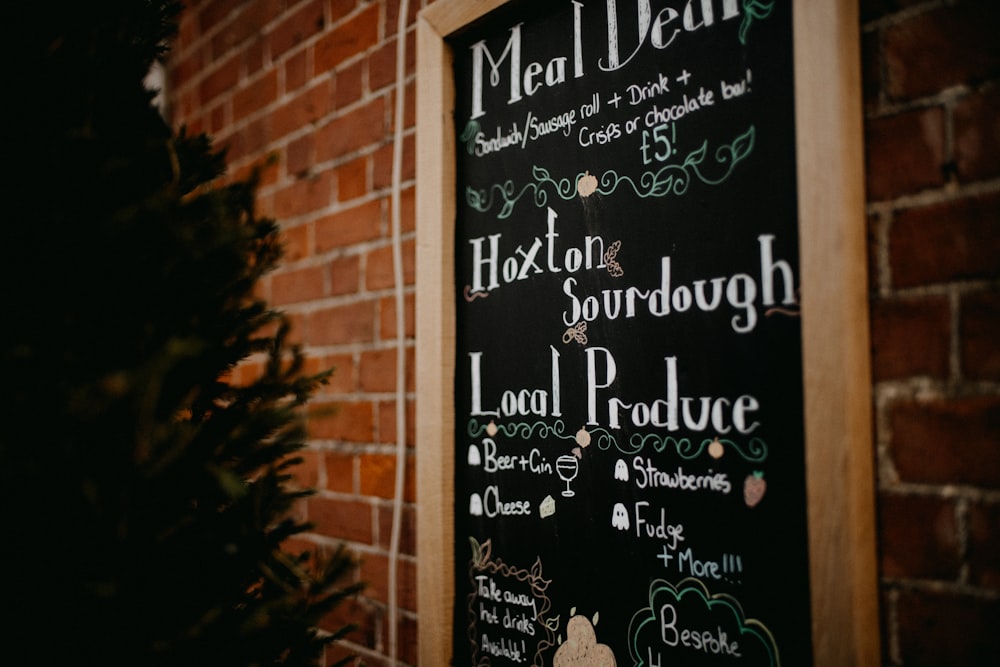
[{"x1": 744, "y1": 471, "x2": 767, "y2": 508}]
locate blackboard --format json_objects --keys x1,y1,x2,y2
[{"x1": 416, "y1": 1, "x2": 878, "y2": 665}]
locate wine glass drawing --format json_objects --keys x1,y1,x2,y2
[{"x1": 556, "y1": 455, "x2": 579, "y2": 497}]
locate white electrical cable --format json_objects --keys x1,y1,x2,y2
[{"x1": 388, "y1": 0, "x2": 411, "y2": 664}]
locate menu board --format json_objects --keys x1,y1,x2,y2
[{"x1": 450, "y1": 1, "x2": 811, "y2": 664}]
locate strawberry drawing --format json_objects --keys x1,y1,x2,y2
[{"x1": 744, "y1": 471, "x2": 767, "y2": 508}]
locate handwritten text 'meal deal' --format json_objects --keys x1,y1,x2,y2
[{"x1": 468, "y1": 0, "x2": 743, "y2": 120}]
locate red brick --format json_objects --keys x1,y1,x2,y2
[
  {"x1": 896, "y1": 588, "x2": 1000, "y2": 665},
  {"x1": 199, "y1": 0, "x2": 240, "y2": 33},
  {"x1": 289, "y1": 448, "x2": 321, "y2": 490},
  {"x1": 314, "y1": 4, "x2": 380, "y2": 72},
  {"x1": 317, "y1": 352, "x2": 356, "y2": 395},
  {"x1": 383, "y1": 0, "x2": 420, "y2": 37},
  {"x1": 870, "y1": 295, "x2": 950, "y2": 381},
  {"x1": 176, "y1": 5, "x2": 200, "y2": 50},
  {"x1": 377, "y1": 399, "x2": 416, "y2": 450},
  {"x1": 358, "y1": 453, "x2": 394, "y2": 498},
  {"x1": 227, "y1": 158, "x2": 276, "y2": 191},
  {"x1": 247, "y1": 115, "x2": 272, "y2": 154},
  {"x1": 359, "y1": 348, "x2": 394, "y2": 392},
  {"x1": 377, "y1": 613, "x2": 418, "y2": 667},
  {"x1": 397, "y1": 184, "x2": 415, "y2": 233},
  {"x1": 865, "y1": 107, "x2": 946, "y2": 201},
  {"x1": 171, "y1": 89, "x2": 198, "y2": 126},
  {"x1": 323, "y1": 451, "x2": 355, "y2": 493},
  {"x1": 368, "y1": 39, "x2": 397, "y2": 92},
  {"x1": 867, "y1": 210, "x2": 882, "y2": 291},
  {"x1": 337, "y1": 156, "x2": 368, "y2": 201},
  {"x1": 889, "y1": 192, "x2": 1000, "y2": 288},
  {"x1": 223, "y1": 116, "x2": 271, "y2": 163},
  {"x1": 199, "y1": 52, "x2": 241, "y2": 105},
  {"x1": 368, "y1": 34, "x2": 416, "y2": 92},
  {"x1": 399, "y1": 616, "x2": 418, "y2": 667},
  {"x1": 212, "y1": 0, "x2": 282, "y2": 57},
  {"x1": 256, "y1": 155, "x2": 280, "y2": 189},
  {"x1": 371, "y1": 142, "x2": 392, "y2": 190},
  {"x1": 315, "y1": 97, "x2": 387, "y2": 161},
  {"x1": 328, "y1": 0, "x2": 357, "y2": 25},
  {"x1": 889, "y1": 396, "x2": 1000, "y2": 488},
  {"x1": 217, "y1": 128, "x2": 243, "y2": 162},
  {"x1": 392, "y1": 80, "x2": 417, "y2": 131},
  {"x1": 961, "y1": 290, "x2": 1000, "y2": 381},
  {"x1": 308, "y1": 300, "x2": 375, "y2": 345},
  {"x1": 376, "y1": 503, "x2": 416, "y2": 555},
  {"x1": 328, "y1": 254, "x2": 361, "y2": 296},
  {"x1": 969, "y1": 501, "x2": 1000, "y2": 590},
  {"x1": 884, "y1": 3, "x2": 1000, "y2": 101},
  {"x1": 169, "y1": 40, "x2": 202, "y2": 90},
  {"x1": 207, "y1": 104, "x2": 225, "y2": 136},
  {"x1": 271, "y1": 264, "x2": 326, "y2": 305},
  {"x1": 301, "y1": 353, "x2": 329, "y2": 381},
  {"x1": 372, "y1": 614, "x2": 420, "y2": 667},
  {"x1": 334, "y1": 59, "x2": 364, "y2": 109},
  {"x1": 308, "y1": 399, "x2": 374, "y2": 442},
  {"x1": 272, "y1": 80, "x2": 333, "y2": 139},
  {"x1": 379, "y1": 292, "x2": 414, "y2": 340},
  {"x1": 273, "y1": 171, "x2": 333, "y2": 219},
  {"x1": 307, "y1": 496, "x2": 373, "y2": 544},
  {"x1": 233, "y1": 69, "x2": 277, "y2": 122},
  {"x1": 286, "y1": 133, "x2": 315, "y2": 176},
  {"x1": 358, "y1": 552, "x2": 417, "y2": 609},
  {"x1": 243, "y1": 38, "x2": 265, "y2": 76},
  {"x1": 285, "y1": 49, "x2": 308, "y2": 91},
  {"x1": 360, "y1": 347, "x2": 414, "y2": 393},
  {"x1": 269, "y1": 0, "x2": 326, "y2": 60},
  {"x1": 372, "y1": 137, "x2": 415, "y2": 192},
  {"x1": 315, "y1": 199, "x2": 383, "y2": 251},
  {"x1": 954, "y1": 86, "x2": 1000, "y2": 183},
  {"x1": 365, "y1": 238, "x2": 415, "y2": 290},
  {"x1": 210, "y1": 19, "x2": 249, "y2": 60},
  {"x1": 280, "y1": 223, "x2": 311, "y2": 262},
  {"x1": 878, "y1": 493, "x2": 960, "y2": 579}
]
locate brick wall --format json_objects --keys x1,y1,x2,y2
[
  {"x1": 165, "y1": 1, "x2": 999, "y2": 665},
  {"x1": 168, "y1": 1, "x2": 423, "y2": 665},
  {"x1": 862, "y1": 0, "x2": 1000, "y2": 664}
]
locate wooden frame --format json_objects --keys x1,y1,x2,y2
[{"x1": 415, "y1": 1, "x2": 878, "y2": 664}]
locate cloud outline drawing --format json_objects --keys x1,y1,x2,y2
[{"x1": 627, "y1": 577, "x2": 779, "y2": 666}]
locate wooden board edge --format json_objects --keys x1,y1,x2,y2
[
  {"x1": 416, "y1": 4, "x2": 522, "y2": 664},
  {"x1": 794, "y1": 1, "x2": 881, "y2": 665},
  {"x1": 421, "y1": 0, "x2": 510, "y2": 37},
  {"x1": 415, "y1": 10, "x2": 456, "y2": 667}
]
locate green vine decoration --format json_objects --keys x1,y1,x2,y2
[
  {"x1": 740, "y1": 0, "x2": 777, "y2": 45},
  {"x1": 626, "y1": 434, "x2": 769, "y2": 462},
  {"x1": 466, "y1": 126, "x2": 756, "y2": 219},
  {"x1": 466, "y1": 419, "x2": 766, "y2": 462},
  {"x1": 460, "y1": 120, "x2": 481, "y2": 155}
]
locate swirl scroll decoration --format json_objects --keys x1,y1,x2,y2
[{"x1": 465, "y1": 126, "x2": 756, "y2": 219}]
